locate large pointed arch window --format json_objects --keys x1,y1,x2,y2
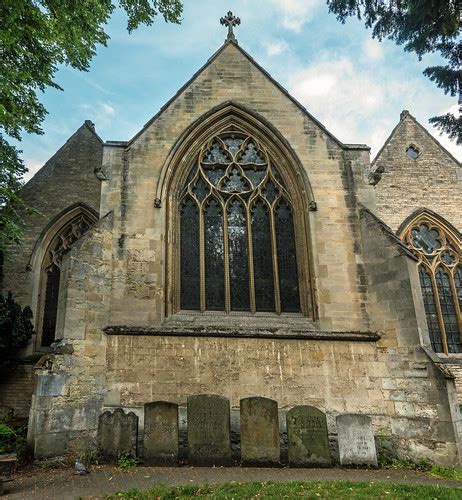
[
  {"x1": 179, "y1": 131, "x2": 301, "y2": 314},
  {"x1": 401, "y1": 214, "x2": 462, "y2": 353},
  {"x1": 38, "y1": 213, "x2": 94, "y2": 347}
]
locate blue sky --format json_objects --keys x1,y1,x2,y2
[{"x1": 19, "y1": 0, "x2": 461, "y2": 180}]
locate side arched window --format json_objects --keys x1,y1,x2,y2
[
  {"x1": 179, "y1": 132, "x2": 301, "y2": 314},
  {"x1": 38, "y1": 213, "x2": 94, "y2": 347},
  {"x1": 401, "y1": 215, "x2": 462, "y2": 353}
]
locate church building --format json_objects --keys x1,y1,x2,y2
[{"x1": 1, "y1": 14, "x2": 461, "y2": 465}]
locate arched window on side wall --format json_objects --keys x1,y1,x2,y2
[
  {"x1": 38, "y1": 212, "x2": 95, "y2": 347},
  {"x1": 400, "y1": 212, "x2": 462, "y2": 354},
  {"x1": 179, "y1": 131, "x2": 302, "y2": 314}
]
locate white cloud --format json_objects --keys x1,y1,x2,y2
[
  {"x1": 270, "y1": 0, "x2": 323, "y2": 32},
  {"x1": 80, "y1": 101, "x2": 116, "y2": 130},
  {"x1": 265, "y1": 40, "x2": 289, "y2": 56},
  {"x1": 286, "y1": 55, "x2": 462, "y2": 161},
  {"x1": 23, "y1": 156, "x2": 51, "y2": 182},
  {"x1": 427, "y1": 104, "x2": 461, "y2": 161},
  {"x1": 363, "y1": 38, "x2": 384, "y2": 61}
]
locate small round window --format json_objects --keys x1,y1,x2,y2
[{"x1": 406, "y1": 145, "x2": 420, "y2": 159}]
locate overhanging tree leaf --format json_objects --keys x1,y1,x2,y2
[
  {"x1": 327, "y1": 0, "x2": 461, "y2": 145},
  {"x1": 0, "y1": 0, "x2": 183, "y2": 254}
]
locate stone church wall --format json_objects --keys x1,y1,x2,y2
[
  {"x1": 0, "y1": 121, "x2": 103, "y2": 320},
  {"x1": 15, "y1": 42, "x2": 462, "y2": 465},
  {"x1": 101, "y1": 42, "x2": 375, "y2": 332},
  {"x1": 373, "y1": 111, "x2": 461, "y2": 232}
]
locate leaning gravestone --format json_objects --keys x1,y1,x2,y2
[
  {"x1": 98, "y1": 408, "x2": 138, "y2": 462},
  {"x1": 336, "y1": 414, "x2": 378, "y2": 467},
  {"x1": 143, "y1": 401, "x2": 179, "y2": 465},
  {"x1": 287, "y1": 405, "x2": 331, "y2": 467},
  {"x1": 240, "y1": 397, "x2": 280, "y2": 466},
  {"x1": 187, "y1": 394, "x2": 232, "y2": 466}
]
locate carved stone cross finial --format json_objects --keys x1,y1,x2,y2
[{"x1": 220, "y1": 11, "x2": 240, "y2": 43}]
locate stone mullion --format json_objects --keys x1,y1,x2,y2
[{"x1": 449, "y1": 268, "x2": 462, "y2": 342}]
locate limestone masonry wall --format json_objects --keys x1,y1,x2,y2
[
  {"x1": 0, "y1": 121, "x2": 103, "y2": 326},
  {"x1": 0, "y1": 364, "x2": 36, "y2": 418},
  {"x1": 373, "y1": 113, "x2": 461, "y2": 232}
]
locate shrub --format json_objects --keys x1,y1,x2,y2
[
  {"x1": 117, "y1": 452, "x2": 139, "y2": 469},
  {"x1": 0, "y1": 291, "x2": 34, "y2": 363}
]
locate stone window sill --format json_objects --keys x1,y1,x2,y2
[{"x1": 103, "y1": 313, "x2": 380, "y2": 342}]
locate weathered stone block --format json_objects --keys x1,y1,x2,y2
[
  {"x1": 97, "y1": 409, "x2": 138, "y2": 462},
  {"x1": 187, "y1": 394, "x2": 231, "y2": 466},
  {"x1": 36, "y1": 373, "x2": 68, "y2": 397},
  {"x1": 337, "y1": 413, "x2": 377, "y2": 467},
  {"x1": 143, "y1": 401, "x2": 179, "y2": 465},
  {"x1": 240, "y1": 397, "x2": 280, "y2": 466},
  {"x1": 287, "y1": 405, "x2": 331, "y2": 467}
]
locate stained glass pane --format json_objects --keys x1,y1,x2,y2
[
  {"x1": 239, "y1": 141, "x2": 266, "y2": 164},
  {"x1": 243, "y1": 167, "x2": 265, "y2": 187},
  {"x1": 252, "y1": 200, "x2": 275, "y2": 311},
  {"x1": 41, "y1": 264, "x2": 61, "y2": 347},
  {"x1": 180, "y1": 199, "x2": 200, "y2": 310},
  {"x1": 411, "y1": 224, "x2": 441, "y2": 254},
  {"x1": 419, "y1": 266, "x2": 443, "y2": 352},
  {"x1": 228, "y1": 200, "x2": 250, "y2": 311},
  {"x1": 205, "y1": 199, "x2": 225, "y2": 310},
  {"x1": 262, "y1": 180, "x2": 279, "y2": 204},
  {"x1": 224, "y1": 137, "x2": 244, "y2": 155},
  {"x1": 275, "y1": 200, "x2": 300, "y2": 312},
  {"x1": 192, "y1": 176, "x2": 209, "y2": 203},
  {"x1": 220, "y1": 167, "x2": 251, "y2": 193},
  {"x1": 455, "y1": 266, "x2": 462, "y2": 309},
  {"x1": 435, "y1": 267, "x2": 461, "y2": 353},
  {"x1": 204, "y1": 166, "x2": 226, "y2": 186},
  {"x1": 202, "y1": 141, "x2": 229, "y2": 164}
]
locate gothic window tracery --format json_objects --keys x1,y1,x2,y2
[
  {"x1": 179, "y1": 131, "x2": 301, "y2": 314},
  {"x1": 39, "y1": 213, "x2": 94, "y2": 347},
  {"x1": 401, "y1": 216, "x2": 462, "y2": 353}
]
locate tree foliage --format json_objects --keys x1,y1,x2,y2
[
  {"x1": 0, "y1": 292, "x2": 34, "y2": 363},
  {"x1": 326, "y1": 0, "x2": 461, "y2": 144},
  {"x1": 0, "y1": 1, "x2": 183, "y2": 252}
]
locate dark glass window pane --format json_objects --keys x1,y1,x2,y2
[
  {"x1": 454, "y1": 266, "x2": 462, "y2": 310},
  {"x1": 252, "y1": 200, "x2": 275, "y2": 311},
  {"x1": 419, "y1": 266, "x2": 443, "y2": 352},
  {"x1": 275, "y1": 200, "x2": 300, "y2": 312},
  {"x1": 205, "y1": 199, "x2": 225, "y2": 310},
  {"x1": 228, "y1": 199, "x2": 250, "y2": 311},
  {"x1": 41, "y1": 265, "x2": 61, "y2": 347},
  {"x1": 180, "y1": 199, "x2": 200, "y2": 310},
  {"x1": 435, "y1": 267, "x2": 461, "y2": 353}
]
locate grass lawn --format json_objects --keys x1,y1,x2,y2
[{"x1": 107, "y1": 480, "x2": 461, "y2": 499}]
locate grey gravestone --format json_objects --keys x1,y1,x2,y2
[
  {"x1": 337, "y1": 414, "x2": 378, "y2": 467},
  {"x1": 97, "y1": 408, "x2": 138, "y2": 462},
  {"x1": 187, "y1": 394, "x2": 232, "y2": 466},
  {"x1": 240, "y1": 397, "x2": 280, "y2": 465},
  {"x1": 143, "y1": 401, "x2": 179, "y2": 465},
  {"x1": 0, "y1": 406, "x2": 13, "y2": 423},
  {"x1": 287, "y1": 406, "x2": 331, "y2": 467}
]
